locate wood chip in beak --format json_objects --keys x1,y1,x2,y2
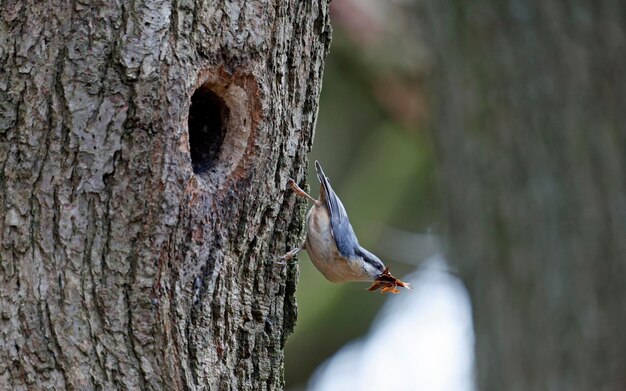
[{"x1": 367, "y1": 267, "x2": 411, "y2": 294}]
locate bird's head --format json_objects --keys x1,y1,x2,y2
[{"x1": 356, "y1": 246, "x2": 386, "y2": 279}]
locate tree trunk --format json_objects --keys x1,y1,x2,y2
[
  {"x1": 423, "y1": 1, "x2": 626, "y2": 390},
  {"x1": 0, "y1": 1, "x2": 330, "y2": 389}
]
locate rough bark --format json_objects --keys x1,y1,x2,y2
[
  {"x1": 423, "y1": 1, "x2": 626, "y2": 390},
  {"x1": 0, "y1": 0, "x2": 330, "y2": 389}
]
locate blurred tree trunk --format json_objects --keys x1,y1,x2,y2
[
  {"x1": 0, "y1": 1, "x2": 329, "y2": 389},
  {"x1": 425, "y1": 1, "x2": 626, "y2": 390}
]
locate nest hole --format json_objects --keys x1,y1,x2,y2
[{"x1": 189, "y1": 87, "x2": 230, "y2": 174}]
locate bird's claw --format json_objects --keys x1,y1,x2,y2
[
  {"x1": 287, "y1": 178, "x2": 317, "y2": 203},
  {"x1": 274, "y1": 246, "x2": 302, "y2": 267}
]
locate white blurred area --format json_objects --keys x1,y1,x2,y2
[{"x1": 308, "y1": 256, "x2": 475, "y2": 391}]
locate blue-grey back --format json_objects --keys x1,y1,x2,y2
[{"x1": 314, "y1": 161, "x2": 360, "y2": 259}]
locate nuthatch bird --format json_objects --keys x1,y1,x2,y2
[{"x1": 280, "y1": 161, "x2": 410, "y2": 294}]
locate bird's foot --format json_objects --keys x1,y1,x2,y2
[
  {"x1": 288, "y1": 178, "x2": 317, "y2": 203},
  {"x1": 275, "y1": 246, "x2": 303, "y2": 266}
]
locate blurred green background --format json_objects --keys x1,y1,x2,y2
[
  {"x1": 286, "y1": 0, "x2": 626, "y2": 389},
  {"x1": 284, "y1": 2, "x2": 438, "y2": 388}
]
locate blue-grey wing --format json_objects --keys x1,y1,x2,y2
[{"x1": 314, "y1": 161, "x2": 359, "y2": 259}]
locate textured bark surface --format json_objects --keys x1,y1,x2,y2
[
  {"x1": 424, "y1": 2, "x2": 626, "y2": 390},
  {"x1": 0, "y1": 1, "x2": 330, "y2": 389}
]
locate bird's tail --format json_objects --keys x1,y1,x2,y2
[{"x1": 314, "y1": 160, "x2": 332, "y2": 201}]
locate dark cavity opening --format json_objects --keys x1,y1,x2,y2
[{"x1": 188, "y1": 87, "x2": 230, "y2": 174}]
